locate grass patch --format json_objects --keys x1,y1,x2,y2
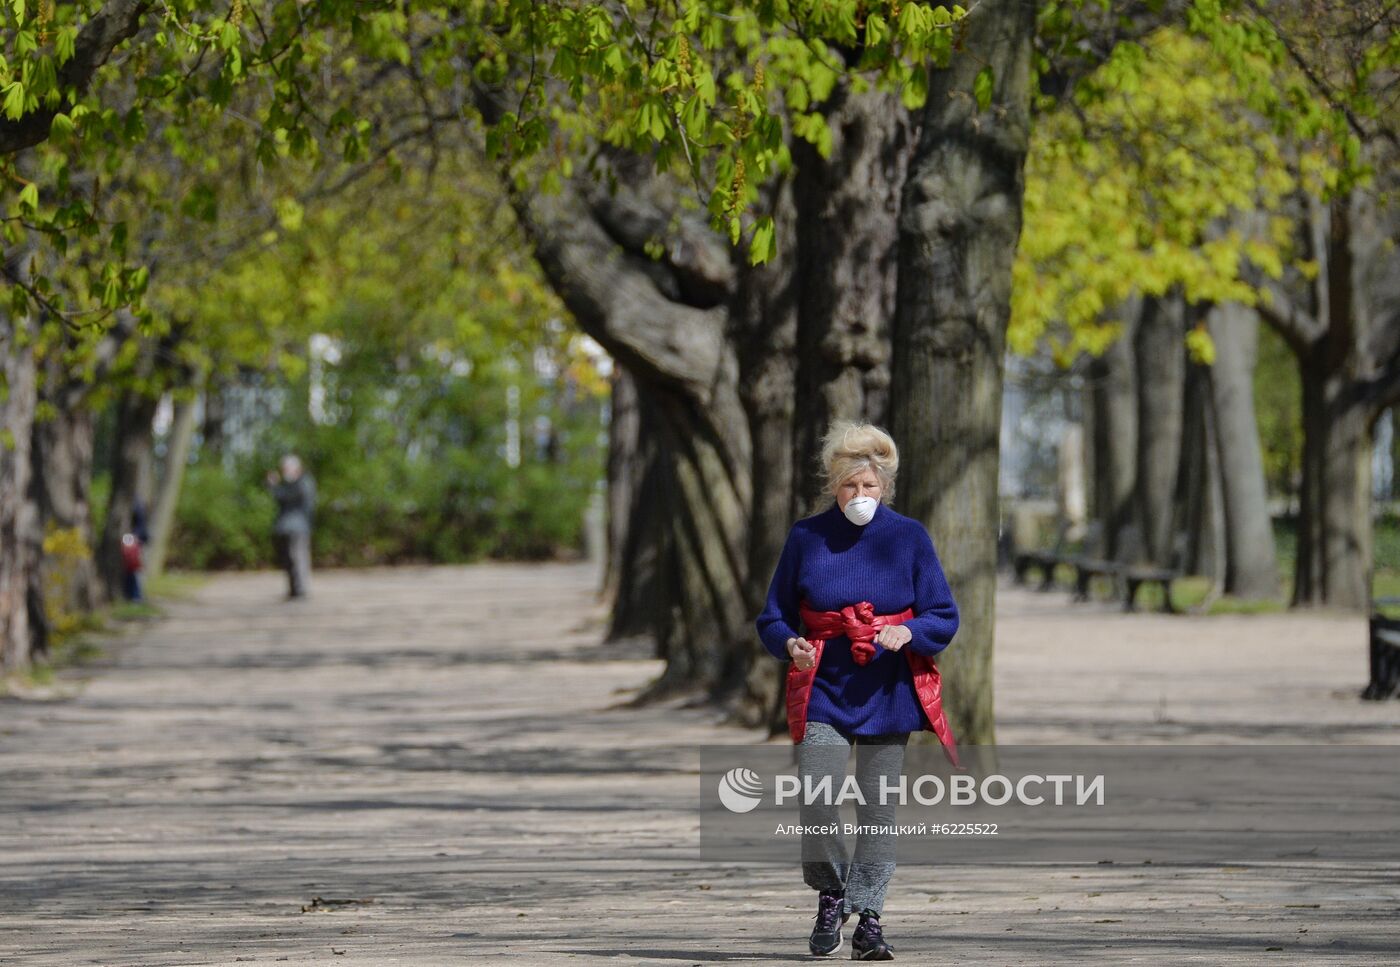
[
  {"x1": 146, "y1": 570, "x2": 207, "y2": 601},
  {"x1": 109, "y1": 601, "x2": 162, "y2": 621},
  {"x1": 1204, "y1": 595, "x2": 1288, "y2": 616}
]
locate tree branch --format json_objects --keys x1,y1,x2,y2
[
  {"x1": 1359, "y1": 340, "x2": 1400, "y2": 417},
  {"x1": 471, "y1": 82, "x2": 732, "y2": 404},
  {"x1": 58, "y1": 308, "x2": 141, "y2": 410},
  {"x1": 1246, "y1": 269, "x2": 1326, "y2": 355},
  {"x1": 0, "y1": 0, "x2": 154, "y2": 157},
  {"x1": 515, "y1": 179, "x2": 731, "y2": 406}
]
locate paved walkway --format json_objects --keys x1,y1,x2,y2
[{"x1": 1, "y1": 564, "x2": 1397, "y2": 965}]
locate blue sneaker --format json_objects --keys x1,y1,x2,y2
[
  {"x1": 851, "y1": 909, "x2": 894, "y2": 960},
  {"x1": 809, "y1": 890, "x2": 850, "y2": 955}
]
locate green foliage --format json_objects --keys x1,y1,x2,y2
[
  {"x1": 1011, "y1": 28, "x2": 1304, "y2": 363},
  {"x1": 157, "y1": 144, "x2": 607, "y2": 569},
  {"x1": 2, "y1": 0, "x2": 974, "y2": 357},
  {"x1": 168, "y1": 352, "x2": 604, "y2": 569},
  {"x1": 168, "y1": 463, "x2": 278, "y2": 570},
  {"x1": 39, "y1": 524, "x2": 97, "y2": 643},
  {"x1": 465, "y1": 1, "x2": 967, "y2": 263},
  {"x1": 1186, "y1": 0, "x2": 1398, "y2": 191}
]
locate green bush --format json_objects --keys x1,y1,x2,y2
[{"x1": 168, "y1": 464, "x2": 278, "y2": 570}]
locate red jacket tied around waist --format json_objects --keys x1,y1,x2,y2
[{"x1": 790, "y1": 598, "x2": 962, "y2": 768}]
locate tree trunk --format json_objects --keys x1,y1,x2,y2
[
  {"x1": 1176, "y1": 352, "x2": 1217, "y2": 578},
  {"x1": 491, "y1": 79, "x2": 926, "y2": 722},
  {"x1": 602, "y1": 368, "x2": 663, "y2": 639},
  {"x1": 1, "y1": 288, "x2": 39, "y2": 671},
  {"x1": 1294, "y1": 364, "x2": 1372, "y2": 608},
  {"x1": 1134, "y1": 291, "x2": 1186, "y2": 567},
  {"x1": 29, "y1": 386, "x2": 99, "y2": 655},
  {"x1": 1264, "y1": 188, "x2": 1395, "y2": 610},
  {"x1": 1205, "y1": 302, "x2": 1280, "y2": 598},
  {"x1": 499, "y1": 156, "x2": 756, "y2": 704},
  {"x1": 146, "y1": 392, "x2": 199, "y2": 578},
  {"x1": 727, "y1": 81, "x2": 916, "y2": 731},
  {"x1": 1091, "y1": 299, "x2": 1140, "y2": 560},
  {"x1": 31, "y1": 399, "x2": 101, "y2": 612},
  {"x1": 790, "y1": 86, "x2": 912, "y2": 513},
  {"x1": 891, "y1": 0, "x2": 1036, "y2": 748},
  {"x1": 733, "y1": 178, "x2": 800, "y2": 730}
]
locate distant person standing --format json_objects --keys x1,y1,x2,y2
[
  {"x1": 120, "y1": 498, "x2": 151, "y2": 602},
  {"x1": 266, "y1": 454, "x2": 316, "y2": 599}
]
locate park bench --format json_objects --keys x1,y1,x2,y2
[
  {"x1": 1068, "y1": 558, "x2": 1178, "y2": 613},
  {"x1": 1011, "y1": 518, "x2": 1092, "y2": 591},
  {"x1": 1119, "y1": 563, "x2": 1180, "y2": 614},
  {"x1": 1012, "y1": 548, "x2": 1063, "y2": 590},
  {"x1": 1069, "y1": 556, "x2": 1121, "y2": 602},
  {"x1": 1019, "y1": 521, "x2": 1181, "y2": 613},
  {"x1": 1093, "y1": 526, "x2": 1182, "y2": 613},
  {"x1": 1362, "y1": 596, "x2": 1400, "y2": 700}
]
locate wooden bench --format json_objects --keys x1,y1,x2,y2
[
  {"x1": 1068, "y1": 558, "x2": 1180, "y2": 613},
  {"x1": 1012, "y1": 550, "x2": 1064, "y2": 590},
  {"x1": 1121, "y1": 564, "x2": 1180, "y2": 614},
  {"x1": 1069, "y1": 557, "x2": 1122, "y2": 602},
  {"x1": 1013, "y1": 522, "x2": 1181, "y2": 614},
  {"x1": 1013, "y1": 519, "x2": 1099, "y2": 592}
]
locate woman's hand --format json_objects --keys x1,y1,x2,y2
[
  {"x1": 876, "y1": 625, "x2": 912, "y2": 652},
  {"x1": 787, "y1": 636, "x2": 817, "y2": 670}
]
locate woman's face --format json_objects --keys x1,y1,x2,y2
[{"x1": 835, "y1": 467, "x2": 882, "y2": 511}]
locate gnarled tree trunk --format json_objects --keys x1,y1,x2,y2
[{"x1": 485, "y1": 75, "x2": 923, "y2": 727}]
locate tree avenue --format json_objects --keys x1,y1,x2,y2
[{"x1": 2, "y1": 1, "x2": 1397, "y2": 747}]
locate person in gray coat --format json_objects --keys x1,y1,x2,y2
[{"x1": 266, "y1": 454, "x2": 316, "y2": 599}]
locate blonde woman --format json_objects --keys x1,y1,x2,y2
[{"x1": 756, "y1": 420, "x2": 961, "y2": 960}]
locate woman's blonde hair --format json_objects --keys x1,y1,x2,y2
[{"x1": 820, "y1": 420, "x2": 898, "y2": 503}]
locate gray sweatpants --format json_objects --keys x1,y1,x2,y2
[
  {"x1": 274, "y1": 531, "x2": 311, "y2": 598},
  {"x1": 797, "y1": 720, "x2": 909, "y2": 916}
]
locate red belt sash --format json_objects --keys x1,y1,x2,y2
[{"x1": 787, "y1": 598, "x2": 962, "y2": 768}]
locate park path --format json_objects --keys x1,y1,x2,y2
[{"x1": 2, "y1": 562, "x2": 1398, "y2": 965}]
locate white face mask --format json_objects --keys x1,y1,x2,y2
[{"x1": 842, "y1": 494, "x2": 879, "y2": 526}]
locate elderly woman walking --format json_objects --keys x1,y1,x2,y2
[{"x1": 756, "y1": 420, "x2": 961, "y2": 960}]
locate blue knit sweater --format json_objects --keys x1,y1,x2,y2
[{"x1": 755, "y1": 499, "x2": 959, "y2": 736}]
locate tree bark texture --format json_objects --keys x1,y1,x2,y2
[
  {"x1": 1175, "y1": 353, "x2": 1217, "y2": 578},
  {"x1": 891, "y1": 0, "x2": 1036, "y2": 748},
  {"x1": 146, "y1": 393, "x2": 199, "y2": 578},
  {"x1": 1205, "y1": 302, "x2": 1280, "y2": 598},
  {"x1": 1134, "y1": 291, "x2": 1186, "y2": 567},
  {"x1": 0, "y1": 285, "x2": 39, "y2": 671},
  {"x1": 31, "y1": 395, "x2": 101, "y2": 613},
  {"x1": 790, "y1": 86, "x2": 913, "y2": 513},
  {"x1": 1090, "y1": 299, "x2": 1139, "y2": 561}
]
